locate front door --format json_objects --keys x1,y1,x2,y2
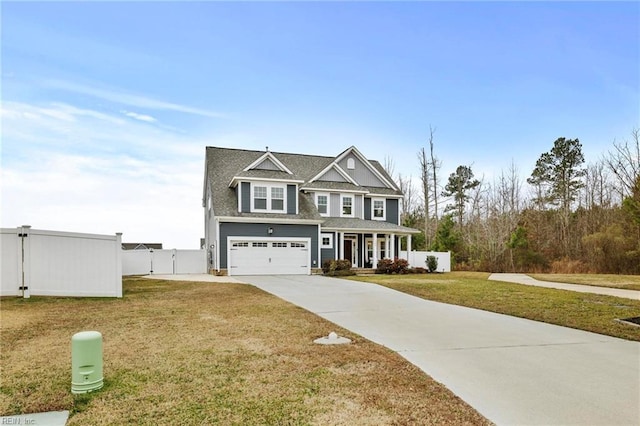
[{"x1": 343, "y1": 237, "x2": 357, "y2": 267}]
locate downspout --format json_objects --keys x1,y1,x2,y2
[{"x1": 215, "y1": 218, "x2": 221, "y2": 273}]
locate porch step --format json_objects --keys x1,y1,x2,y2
[{"x1": 352, "y1": 268, "x2": 376, "y2": 275}]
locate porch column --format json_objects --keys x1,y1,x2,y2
[
  {"x1": 372, "y1": 233, "x2": 378, "y2": 268},
  {"x1": 338, "y1": 232, "x2": 344, "y2": 260},
  {"x1": 407, "y1": 235, "x2": 412, "y2": 263},
  {"x1": 385, "y1": 234, "x2": 390, "y2": 259},
  {"x1": 390, "y1": 233, "x2": 395, "y2": 259}
]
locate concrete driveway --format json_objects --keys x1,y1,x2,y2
[{"x1": 238, "y1": 274, "x2": 640, "y2": 426}]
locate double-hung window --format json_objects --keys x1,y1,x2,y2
[
  {"x1": 254, "y1": 186, "x2": 267, "y2": 210},
  {"x1": 372, "y1": 198, "x2": 385, "y2": 220},
  {"x1": 252, "y1": 184, "x2": 286, "y2": 213},
  {"x1": 271, "y1": 187, "x2": 284, "y2": 210},
  {"x1": 341, "y1": 195, "x2": 353, "y2": 217},
  {"x1": 316, "y1": 193, "x2": 329, "y2": 216}
]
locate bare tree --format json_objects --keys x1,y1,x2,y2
[
  {"x1": 416, "y1": 126, "x2": 440, "y2": 248},
  {"x1": 418, "y1": 147, "x2": 432, "y2": 247},
  {"x1": 397, "y1": 173, "x2": 417, "y2": 223},
  {"x1": 383, "y1": 155, "x2": 396, "y2": 179},
  {"x1": 429, "y1": 126, "x2": 441, "y2": 226},
  {"x1": 604, "y1": 128, "x2": 640, "y2": 197}
]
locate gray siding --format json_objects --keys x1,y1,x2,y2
[
  {"x1": 318, "y1": 167, "x2": 348, "y2": 183},
  {"x1": 386, "y1": 199, "x2": 399, "y2": 225},
  {"x1": 330, "y1": 193, "x2": 340, "y2": 217},
  {"x1": 364, "y1": 198, "x2": 371, "y2": 220},
  {"x1": 287, "y1": 185, "x2": 297, "y2": 214},
  {"x1": 320, "y1": 248, "x2": 335, "y2": 265},
  {"x1": 320, "y1": 230, "x2": 336, "y2": 265},
  {"x1": 337, "y1": 155, "x2": 386, "y2": 188},
  {"x1": 241, "y1": 182, "x2": 251, "y2": 213},
  {"x1": 219, "y1": 222, "x2": 319, "y2": 269},
  {"x1": 254, "y1": 158, "x2": 280, "y2": 171},
  {"x1": 354, "y1": 194, "x2": 363, "y2": 219}
]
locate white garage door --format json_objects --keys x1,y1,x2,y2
[{"x1": 228, "y1": 238, "x2": 310, "y2": 275}]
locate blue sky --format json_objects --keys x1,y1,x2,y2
[{"x1": 2, "y1": 1, "x2": 638, "y2": 248}]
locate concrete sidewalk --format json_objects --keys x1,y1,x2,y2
[
  {"x1": 489, "y1": 273, "x2": 640, "y2": 300},
  {"x1": 238, "y1": 275, "x2": 640, "y2": 426}
]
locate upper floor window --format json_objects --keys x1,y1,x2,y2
[
  {"x1": 341, "y1": 195, "x2": 353, "y2": 217},
  {"x1": 252, "y1": 184, "x2": 286, "y2": 213},
  {"x1": 372, "y1": 198, "x2": 385, "y2": 220},
  {"x1": 271, "y1": 187, "x2": 284, "y2": 210},
  {"x1": 254, "y1": 186, "x2": 267, "y2": 210},
  {"x1": 316, "y1": 193, "x2": 329, "y2": 216}
]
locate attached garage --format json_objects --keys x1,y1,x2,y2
[{"x1": 227, "y1": 237, "x2": 311, "y2": 276}]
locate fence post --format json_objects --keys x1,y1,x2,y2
[
  {"x1": 115, "y1": 233, "x2": 123, "y2": 297},
  {"x1": 18, "y1": 225, "x2": 31, "y2": 299},
  {"x1": 172, "y1": 249, "x2": 177, "y2": 274}
]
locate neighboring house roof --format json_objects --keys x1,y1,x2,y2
[
  {"x1": 321, "y1": 217, "x2": 421, "y2": 234},
  {"x1": 205, "y1": 146, "x2": 404, "y2": 220},
  {"x1": 122, "y1": 243, "x2": 163, "y2": 250}
]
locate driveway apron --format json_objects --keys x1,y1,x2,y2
[{"x1": 238, "y1": 275, "x2": 640, "y2": 426}]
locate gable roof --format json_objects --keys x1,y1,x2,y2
[
  {"x1": 204, "y1": 146, "x2": 403, "y2": 219},
  {"x1": 309, "y1": 162, "x2": 359, "y2": 185},
  {"x1": 334, "y1": 146, "x2": 398, "y2": 190},
  {"x1": 243, "y1": 151, "x2": 293, "y2": 174}
]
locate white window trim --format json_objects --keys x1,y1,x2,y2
[
  {"x1": 340, "y1": 194, "x2": 354, "y2": 217},
  {"x1": 365, "y1": 237, "x2": 388, "y2": 261},
  {"x1": 251, "y1": 183, "x2": 287, "y2": 213},
  {"x1": 372, "y1": 198, "x2": 386, "y2": 221},
  {"x1": 321, "y1": 233, "x2": 333, "y2": 249},
  {"x1": 315, "y1": 192, "x2": 330, "y2": 217}
]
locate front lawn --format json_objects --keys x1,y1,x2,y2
[
  {"x1": 349, "y1": 272, "x2": 640, "y2": 341},
  {"x1": 0, "y1": 277, "x2": 489, "y2": 425}
]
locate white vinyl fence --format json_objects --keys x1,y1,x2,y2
[
  {"x1": 1, "y1": 226, "x2": 122, "y2": 298},
  {"x1": 122, "y1": 249, "x2": 206, "y2": 276},
  {"x1": 400, "y1": 250, "x2": 451, "y2": 272}
]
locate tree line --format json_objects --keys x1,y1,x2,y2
[{"x1": 395, "y1": 128, "x2": 640, "y2": 274}]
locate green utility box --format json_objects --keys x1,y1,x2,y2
[{"x1": 71, "y1": 331, "x2": 103, "y2": 394}]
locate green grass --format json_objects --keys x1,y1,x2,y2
[
  {"x1": 0, "y1": 277, "x2": 489, "y2": 425},
  {"x1": 530, "y1": 273, "x2": 640, "y2": 291},
  {"x1": 349, "y1": 272, "x2": 640, "y2": 341}
]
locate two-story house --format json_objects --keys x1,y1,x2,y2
[{"x1": 203, "y1": 146, "x2": 420, "y2": 275}]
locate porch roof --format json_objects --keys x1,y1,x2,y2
[{"x1": 321, "y1": 217, "x2": 420, "y2": 235}]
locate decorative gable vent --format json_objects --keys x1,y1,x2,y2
[
  {"x1": 243, "y1": 151, "x2": 293, "y2": 175},
  {"x1": 254, "y1": 157, "x2": 280, "y2": 171},
  {"x1": 347, "y1": 158, "x2": 355, "y2": 169},
  {"x1": 309, "y1": 163, "x2": 359, "y2": 185}
]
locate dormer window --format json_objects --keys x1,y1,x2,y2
[
  {"x1": 252, "y1": 184, "x2": 286, "y2": 213},
  {"x1": 254, "y1": 186, "x2": 267, "y2": 209},
  {"x1": 271, "y1": 187, "x2": 284, "y2": 210}
]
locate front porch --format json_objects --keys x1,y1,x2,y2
[{"x1": 321, "y1": 230, "x2": 418, "y2": 269}]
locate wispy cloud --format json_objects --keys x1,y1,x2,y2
[
  {"x1": 1, "y1": 98, "x2": 208, "y2": 247},
  {"x1": 121, "y1": 110, "x2": 157, "y2": 123},
  {"x1": 44, "y1": 79, "x2": 227, "y2": 119}
]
